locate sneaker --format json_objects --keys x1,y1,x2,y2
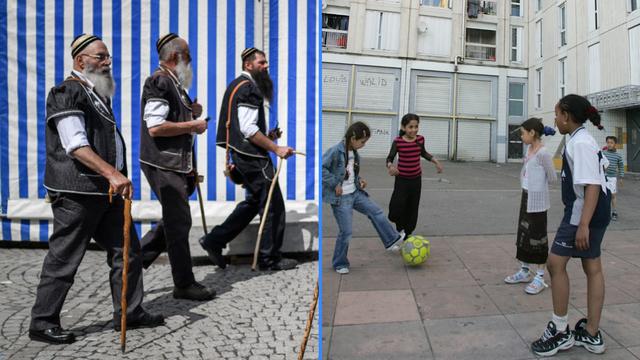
[
  {"x1": 611, "y1": 212, "x2": 618, "y2": 221},
  {"x1": 573, "y1": 318, "x2": 606, "y2": 354},
  {"x1": 531, "y1": 321, "x2": 574, "y2": 357},
  {"x1": 386, "y1": 230, "x2": 406, "y2": 252},
  {"x1": 525, "y1": 276, "x2": 548, "y2": 295},
  {"x1": 504, "y1": 269, "x2": 532, "y2": 284},
  {"x1": 335, "y1": 267, "x2": 349, "y2": 274}
]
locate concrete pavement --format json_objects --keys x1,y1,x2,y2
[{"x1": 322, "y1": 160, "x2": 640, "y2": 360}]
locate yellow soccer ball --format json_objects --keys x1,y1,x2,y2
[{"x1": 401, "y1": 235, "x2": 431, "y2": 266}]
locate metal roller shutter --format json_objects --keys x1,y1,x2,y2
[
  {"x1": 352, "y1": 114, "x2": 394, "y2": 158},
  {"x1": 353, "y1": 69, "x2": 398, "y2": 111},
  {"x1": 457, "y1": 121, "x2": 491, "y2": 161},
  {"x1": 415, "y1": 76, "x2": 451, "y2": 114},
  {"x1": 457, "y1": 78, "x2": 493, "y2": 116},
  {"x1": 322, "y1": 66, "x2": 351, "y2": 109},
  {"x1": 419, "y1": 119, "x2": 450, "y2": 158},
  {"x1": 322, "y1": 112, "x2": 347, "y2": 153}
]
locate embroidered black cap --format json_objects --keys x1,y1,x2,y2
[
  {"x1": 71, "y1": 33, "x2": 101, "y2": 58},
  {"x1": 156, "y1": 32, "x2": 179, "y2": 53}
]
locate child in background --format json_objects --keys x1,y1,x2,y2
[
  {"x1": 603, "y1": 136, "x2": 624, "y2": 221},
  {"x1": 504, "y1": 118, "x2": 556, "y2": 295},
  {"x1": 386, "y1": 113, "x2": 443, "y2": 236},
  {"x1": 531, "y1": 94, "x2": 611, "y2": 357},
  {"x1": 322, "y1": 121, "x2": 405, "y2": 275}
]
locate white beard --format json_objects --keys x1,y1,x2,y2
[
  {"x1": 83, "y1": 65, "x2": 116, "y2": 99},
  {"x1": 175, "y1": 57, "x2": 193, "y2": 90}
]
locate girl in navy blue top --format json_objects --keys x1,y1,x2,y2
[{"x1": 531, "y1": 95, "x2": 611, "y2": 357}]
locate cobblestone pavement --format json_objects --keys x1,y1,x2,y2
[{"x1": 0, "y1": 249, "x2": 318, "y2": 360}]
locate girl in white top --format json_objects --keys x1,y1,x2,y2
[{"x1": 505, "y1": 118, "x2": 557, "y2": 294}]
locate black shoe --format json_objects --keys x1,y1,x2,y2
[
  {"x1": 29, "y1": 327, "x2": 76, "y2": 344},
  {"x1": 258, "y1": 258, "x2": 298, "y2": 271},
  {"x1": 173, "y1": 282, "x2": 216, "y2": 301},
  {"x1": 531, "y1": 321, "x2": 574, "y2": 357},
  {"x1": 199, "y1": 236, "x2": 226, "y2": 269},
  {"x1": 114, "y1": 312, "x2": 165, "y2": 332},
  {"x1": 573, "y1": 318, "x2": 606, "y2": 354}
]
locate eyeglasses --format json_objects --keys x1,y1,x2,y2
[{"x1": 80, "y1": 53, "x2": 112, "y2": 62}]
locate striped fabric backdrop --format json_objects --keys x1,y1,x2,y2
[{"x1": 0, "y1": 0, "x2": 320, "y2": 242}]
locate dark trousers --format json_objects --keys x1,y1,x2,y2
[
  {"x1": 203, "y1": 165, "x2": 286, "y2": 266},
  {"x1": 140, "y1": 164, "x2": 195, "y2": 288},
  {"x1": 388, "y1": 176, "x2": 422, "y2": 235},
  {"x1": 30, "y1": 192, "x2": 145, "y2": 331}
]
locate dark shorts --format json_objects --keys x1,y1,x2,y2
[{"x1": 550, "y1": 221, "x2": 607, "y2": 259}]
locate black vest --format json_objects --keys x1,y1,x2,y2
[
  {"x1": 216, "y1": 74, "x2": 268, "y2": 159},
  {"x1": 139, "y1": 66, "x2": 195, "y2": 173},
  {"x1": 44, "y1": 75, "x2": 127, "y2": 195}
]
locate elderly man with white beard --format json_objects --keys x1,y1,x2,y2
[
  {"x1": 29, "y1": 34, "x2": 164, "y2": 344},
  {"x1": 138, "y1": 33, "x2": 215, "y2": 301}
]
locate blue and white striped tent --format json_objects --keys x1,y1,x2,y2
[{"x1": 0, "y1": 0, "x2": 320, "y2": 242}]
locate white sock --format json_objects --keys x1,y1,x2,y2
[
  {"x1": 536, "y1": 268, "x2": 545, "y2": 278},
  {"x1": 552, "y1": 313, "x2": 568, "y2": 332},
  {"x1": 521, "y1": 263, "x2": 530, "y2": 272}
]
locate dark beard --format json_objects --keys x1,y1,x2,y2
[{"x1": 250, "y1": 69, "x2": 273, "y2": 102}]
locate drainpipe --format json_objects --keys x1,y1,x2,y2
[{"x1": 452, "y1": 0, "x2": 467, "y2": 161}]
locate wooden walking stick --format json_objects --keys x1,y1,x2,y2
[
  {"x1": 195, "y1": 172, "x2": 208, "y2": 234},
  {"x1": 121, "y1": 194, "x2": 132, "y2": 353},
  {"x1": 297, "y1": 280, "x2": 319, "y2": 360},
  {"x1": 251, "y1": 151, "x2": 306, "y2": 271}
]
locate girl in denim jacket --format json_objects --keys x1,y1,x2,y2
[{"x1": 322, "y1": 121, "x2": 405, "y2": 274}]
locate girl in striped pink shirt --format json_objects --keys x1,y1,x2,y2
[{"x1": 386, "y1": 113, "x2": 443, "y2": 236}]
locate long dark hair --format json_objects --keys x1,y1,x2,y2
[
  {"x1": 344, "y1": 121, "x2": 370, "y2": 150},
  {"x1": 558, "y1": 94, "x2": 603, "y2": 130},
  {"x1": 398, "y1": 113, "x2": 420, "y2": 136}
]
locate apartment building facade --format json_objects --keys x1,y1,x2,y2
[
  {"x1": 323, "y1": 0, "x2": 640, "y2": 169},
  {"x1": 322, "y1": 0, "x2": 530, "y2": 162},
  {"x1": 529, "y1": 0, "x2": 640, "y2": 171}
]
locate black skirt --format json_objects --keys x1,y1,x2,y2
[{"x1": 515, "y1": 190, "x2": 549, "y2": 264}]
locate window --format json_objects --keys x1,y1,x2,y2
[
  {"x1": 417, "y1": 16, "x2": 452, "y2": 57},
  {"x1": 535, "y1": 68, "x2": 542, "y2": 109},
  {"x1": 468, "y1": 0, "x2": 496, "y2": 17},
  {"x1": 508, "y1": 82, "x2": 525, "y2": 116},
  {"x1": 558, "y1": 58, "x2": 566, "y2": 98},
  {"x1": 322, "y1": 14, "x2": 349, "y2": 49},
  {"x1": 631, "y1": 25, "x2": 640, "y2": 84},
  {"x1": 559, "y1": 3, "x2": 567, "y2": 47},
  {"x1": 364, "y1": 11, "x2": 400, "y2": 51},
  {"x1": 588, "y1": 43, "x2": 601, "y2": 92},
  {"x1": 631, "y1": 0, "x2": 638, "y2": 11},
  {"x1": 588, "y1": 0, "x2": 599, "y2": 31},
  {"x1": 535, "y1": 20, "x2": 543, "y2": 58},
  {"x1": 536, "y1": 0, "x2": 542, "y2": 12},
  {"x1": 511, "y1": 0, "x2": 522, "y2": 16},
  {"x1": 465, "y1": 28, "x2": 496, "y2": 61},
  {"x1": 420, "y1": 0, "x2": 451, "y2": 7},
  {"x1": 511, "y1": 27, "x2": 523, "y2": 62}
]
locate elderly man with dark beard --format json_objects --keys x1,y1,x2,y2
[
  {"x1": 138, "y1": 33, "x2": 215, "y2": 301},
  {"x1": 29, "y1": 34, "x2": 164, "y2": 344},
  {"x1": 198, "y1": 48, "x2": 297, "y2": 271}
]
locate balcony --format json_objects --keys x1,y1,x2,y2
[
  {"x1": 322, "y1": 29, "x2": 348, "y2": 49},
  {"x1": 465, "y1": 44, "x2": 496, "y2": 61}
]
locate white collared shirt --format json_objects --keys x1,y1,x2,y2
[
  {"x1": 55, "y1": 70, "x2": 124, "y2": 171},
  {"x1": 237, "y1": 71, "x2": 262, "y2": 139}
]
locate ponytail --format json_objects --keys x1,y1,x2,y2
[{"x1": 558, "y1": 94, "x2": 603, "y2": 130}]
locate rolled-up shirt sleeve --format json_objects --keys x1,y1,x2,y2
[
  {"x1": 55, "y1": 115, "x2": 90, "y2": 156},
  {"x1": 238, "y1": 105, "x2": 260, "y2": 138},
  {"x1": 143, "y1": 100, "x2": 170, "y2": 128}
]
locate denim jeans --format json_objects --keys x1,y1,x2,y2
[{"x1": 331, "y1": 190, "x2": 400, "y2": 269}]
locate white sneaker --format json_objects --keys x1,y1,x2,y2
[
  {"x1": 386, "y1": 230, "x2": 406, "y2": 252},
  {"x1": 504, "y1": 269, "x2": 532, "y2": 284},
  {"x1": 336, "y1": 267, "x2": 349, "y2": 274},
  {"x1": 525, "y1": 276, "x2": 548, "y2": 294}
]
